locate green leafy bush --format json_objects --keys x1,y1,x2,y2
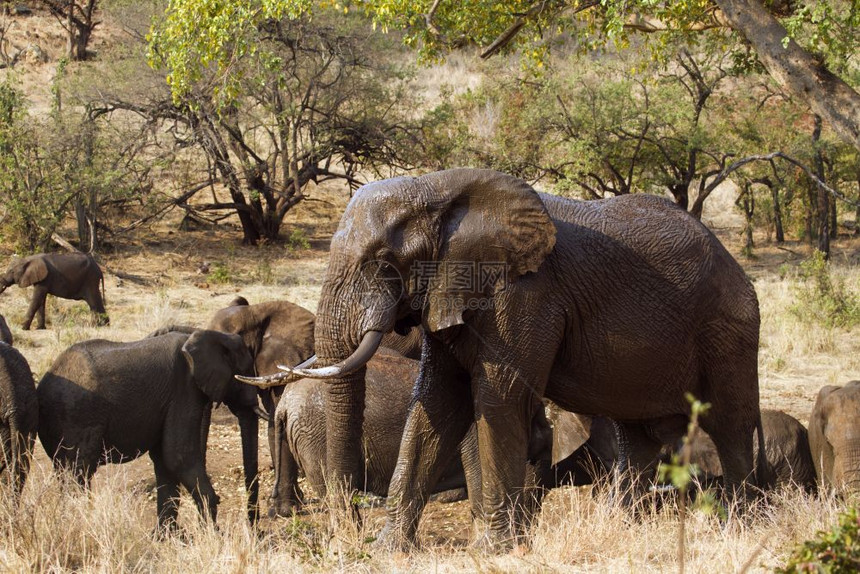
[
  {"x1": 778, "y1": 507, "x2": 860, "y2": 573},
  {"x1": 206, "y1": 263, "x2": 232, "y2": 285},
  {"x1": 791, "y1": 251, "x2": 860, "y2": 328}
]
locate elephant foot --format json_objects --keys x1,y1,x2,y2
[
  {"x1": 267, "y1": 499, "x2": 305, "y2": 519},
  {"x1": 374, "y1": 520, "x2": 418, "y2": 552},
  {"x1": 469, "y1": 514, "x2": 526, "y2": 553}
]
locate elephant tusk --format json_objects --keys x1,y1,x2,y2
[
  {"x1": 277, "y1": 354, "x2": 318, "y2": 372},
  {"x1": 235, "y1": 354, "x2": 317, "y2": 388},
  {"x1": 278, "y1": 331, "x2": 384, "y2": 380},
  {"x1": 235, "y1": 370, "x2": 300, "y2": 388}
]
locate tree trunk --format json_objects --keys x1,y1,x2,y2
[
  {"x1": 772, "y1": 187, "x2": 784, "y2": 244},
  {"x1": 715, "y1": 0, "x2": 860, "y2": 153},
  {"x1": 812, "y1": 115, "x2": 830, "y2": 259}
]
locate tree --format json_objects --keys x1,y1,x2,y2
[
  {"x1": 38, "y1": 0, "x2": 99, "y2": 61},
  {"x1": 147, "y1": 9, "x2": 422, "y2": 244},
  {"x1": 354, "y1": 0, "x2": 860, "y2": 155}
]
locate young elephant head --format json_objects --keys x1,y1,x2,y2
[
  {"x1": 273, "y1": 169, "x2": 557, "y2": 490},
  {"x1": 183, "y1": 330, "x2": 260, "y2": 521},
  {"x1": 809, "y1": 381, "x2": 860, "y2": 496},
  {"x1": 0, "y1": 257, "x2": 47, "y2": 294}
]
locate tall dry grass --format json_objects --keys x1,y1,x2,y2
[{"x1": 0, "y1": 232, "x2": 857, "y2": 571}]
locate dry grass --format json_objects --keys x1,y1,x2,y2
[{"x1": 0, "y1": 218, "x2": 858, "y2": 571}]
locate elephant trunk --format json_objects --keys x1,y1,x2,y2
[
  {"x1": 315, "y1": 288, "x2": 368, "y2": 494},
  {"x1": 836, "y1": 442, "x2": 860, "y2": 496}
]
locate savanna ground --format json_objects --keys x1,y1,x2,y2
[{"x1": 2, "y1": 6, "x2": 860, "y2": 573}]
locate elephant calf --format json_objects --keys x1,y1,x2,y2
[
  {"x1": 684, "y1": 409, "x2": 816, "y2": 492},
  {"x1": 38, "y1": 330, "x2": 257, "y2": 530},
  {"x1": 0, "y1": 252, "x2": 108, "y2": 330},
  {"x1": 0, "y1": 342, "x2": 38, "y2": 496},
  {"x1": 546, "y1": 409, "x2": 815, "y2": 495},
  {"x1": 809, "y1": 381, "x2": 860, "y2": 495},
  {"x1": 263, "y1": 348, "x2": 470, "y2": 516}
]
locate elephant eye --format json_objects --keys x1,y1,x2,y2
[{"x1": 375, "y1": 248, "x2": 392, "y2": 261}]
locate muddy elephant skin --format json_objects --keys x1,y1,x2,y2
[{"x1": 277, "y1": 168, "x2": 763, "y2": 548}]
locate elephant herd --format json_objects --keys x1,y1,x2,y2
[{"x1": 0, "y1": 168, "x2": 857, "y2": 551}]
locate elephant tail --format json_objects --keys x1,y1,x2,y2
[{"x1": 754, "y1": 413, "x2": 774, "y2": 491}]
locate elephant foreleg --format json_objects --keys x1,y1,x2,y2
[
  {"x1": 380, "y1": 338, "x2": 473, "y2": 550},
  {"x1": 23, "y1": 286, "x2": 48, "y2": 330},
  {"x1": 151, "y1": 451, "x2": 180, "y2": 534},
  {"x1": 269, "y1": 412, "x2": 303, "y2": 517},
  {"x1": 176, "y1": 462, "x2": 220, "y2": 524},
  {"x1": 459, "y1": 424, "x2": 483, "y2": 523},
  {"x1": 472, "y1": 382, "x2": 534, "y2": 549}
]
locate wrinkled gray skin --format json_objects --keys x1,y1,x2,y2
[
  {"x1": 809, "y1": 381, "x2": 860, "y2": 496},
  {"x1": 0, "y1": 253, "x2": 108, "y2": 330},
  {"x1": 686, "y1": 409, "x2": 816, "y2": 493},
  {"x1": 271, "y1": 349, "x2": 557, "y2": 519},
  {"x1": 0, "y1": 314, "x2": 11, "y2": 346},
  {"x1": 156, "y1": 297, "x2": 422, "y2": 516},
  {"x1": 37, "y1": 330, "x2": 256, "y2": 530},
  {"x1": 0, "y1": 342, "x2": 38, "y2": 497},
  {"x1": 297, "y1": 168, "x2": 763, "y2": 548},
  {"x1": 270, "y1": 348, "x2": 470, "y2": 516}
]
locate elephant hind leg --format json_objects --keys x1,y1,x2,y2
[
  {"x1": 698, "y1": 401, "x2": 757, "y2": 498},
  {"x1": 83, "y1": 288, "x2": 109, "y2": 325},
  {"x1": 698, "y1": 328, "x2": 760, "y2": 497}
]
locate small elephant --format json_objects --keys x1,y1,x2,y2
[
  {"x1": 809, "y1": 382, "x2": 860, "y2": 495},
  {"x1": 0, "y1": 253, "x2": 108, "y2": 330},
  {"x1": 37, "y1": 329, "x2": 257, "y2": 530},
  {"x1": 0, "y1": 342, "x2": 38, "y2": 496},
  {"x1": 685, "y1": 409, "x2": 816, "y2": 493},
  {"x1": 550, "y1": 409, "x2": 814, "y2": 495},
  {"x1": 262, "y1": 348, "x2": 470, "y2": 516},
  {"x1": 0, "y1": 314, "x2": 11, "y2": 345}
]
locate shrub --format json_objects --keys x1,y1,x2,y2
[
  {"x1": 790, "y1": 251, "x2": 860, "y2": 328},
  {"x1": 207, "y1": 262, "x2": 232, "y2": 284},
  {"x1": 778, "y1": 507, "x2": 860, "y2": 573}
]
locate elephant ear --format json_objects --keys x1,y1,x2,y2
[
  {"x1": 182, "y1": 330, "x2": 251, "y2": 403},
  {"x1": 548, "y1": 407, "x2": 592, "y2": 466},
  {"x1": 418, "y1": 169, "x2": 557, "y2": 332},
  {"x1": 18, "y1": 257, "x2": 48, "y2": 287}
]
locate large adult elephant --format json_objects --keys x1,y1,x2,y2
[
  {"x1": 38, "y1": 330, "x2": 257, "y2": 530},
  {"x1": 243, "y1": 168, "x2": 764, "y2": 548},
  {"x1": 0, "y1": 253, "x2": 108, "y2": 329}
]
